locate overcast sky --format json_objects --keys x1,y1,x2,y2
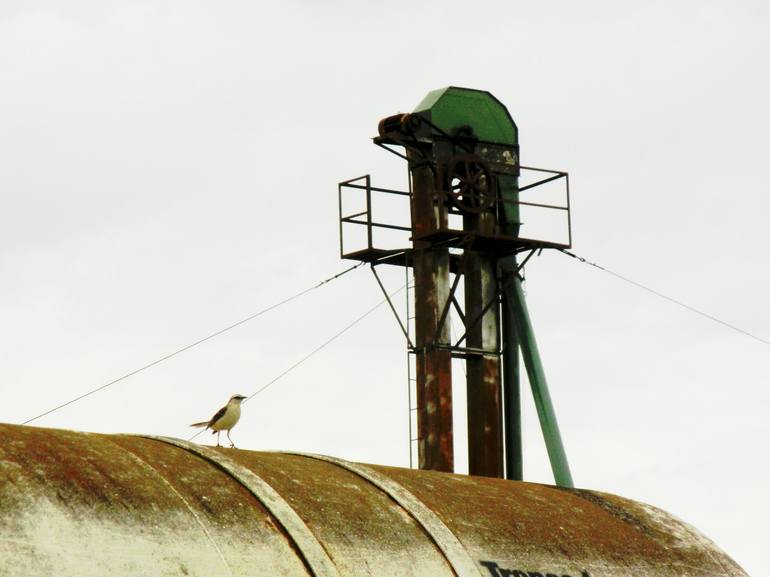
[{"x1": 1, "y1": 1, "x2": 768, "y2": 574}]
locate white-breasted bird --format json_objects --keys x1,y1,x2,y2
[{"x1": 190, "y1": 394, "x2": 247, "y2": 448}]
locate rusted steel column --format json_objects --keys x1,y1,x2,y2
[
  {"x1": 500, "y1": 255, "x2": 522, "y2": 481},
  {"x1": 410, "y1": 156, "x2": 454, "y2": 473},
  {"x1": 464, "y1": 212, "x2": 503, "y2": 478}
]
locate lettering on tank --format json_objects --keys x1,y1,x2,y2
[{"x1": 480, "y1": 560, "x2": 591, "y2": 577}]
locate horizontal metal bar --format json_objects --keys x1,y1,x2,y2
[
  {"x1": 517, "y1": 200, "x2": 569, "y2": 211},
  {"x1": 341, "y1": 210, "x2": 368, "y2": 220},
  {"x1": 520, "y1": 165, "x2": 567, "y2": 175},
  {"x1": 515, "y1": 237, "x2": 570, "y2": 249},
  {"x1": 340, "y1": 182, "x2": 411, "y2": 196},
  {"x1": 343, "y1": 218, "x2": 412, "y2": 232},
  {"x1": 339, "y1": 175, "x2": 370, "y2": 186},
  {"x1": 493, "y1": 195, "x2": 565, "y2": 209},
  {"x1": 431, "y1": 343, "x2": 501, "y2": 357},
  {"x1": 342, "y1": 176, "x2": 568, "y2": 205},
  {"x1": 518, "y1": 173, "x2": 565, "y2": 192}
]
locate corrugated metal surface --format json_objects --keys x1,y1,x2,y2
[{"x1": 0, "y1": 423, "x2": 748, "y2": 577}]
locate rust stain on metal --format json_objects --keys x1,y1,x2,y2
[
  {"x1": 463, "y1": 209, "x2": 504, "y2": 478},
  {"x1": 0, "y1": 423, "x2": 749, "y2": 577},
  {"x1": 0, "y1": 425, "x2": 312, "y2": 577},
  {"x1": 286, "y1": 452, "x2": 484, "y2": 577},
  {"x1": 411, "y1": 149, "x2": 454, "y2": 473},
  {"x1": 222, "y1": 449, "x2": 455, "y2": 577},
  {"x1": 409, "y1": 148, "x2": 455, "y2": 473},
  {"x1": 370, "y1": 463, "x2": 747, "y2": 576}
]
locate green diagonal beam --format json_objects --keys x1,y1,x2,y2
[{"x1": 507, "y1": 274, "x2": 573, "y2": 488}]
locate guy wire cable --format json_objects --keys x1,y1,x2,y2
[
  {"x1": 20, "y1": 261, "x2": 367, "y2": 426},
  {"x1": 559, "y1": 249, "x2": 770, "y2": 348},
  {"x1": 188, "y1": 282, "x2": 408, "y2": 442}
]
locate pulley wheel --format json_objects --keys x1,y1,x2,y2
[{"x1": 446, "y1": 154, "x2": 495, "y2": 214}]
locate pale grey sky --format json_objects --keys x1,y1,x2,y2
[{"x1": 1, "y1": 1, "x2": 768, "y2": 574}]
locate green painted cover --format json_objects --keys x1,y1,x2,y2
[{"x1": 413, "y1": 86, "x2": 518, "y2": 145}]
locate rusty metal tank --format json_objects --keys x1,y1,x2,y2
[{"x1": 0, "y1": 423, "x2": 747, "y2": 577}]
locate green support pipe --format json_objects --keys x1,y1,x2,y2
[
  {"x1": 500, "y1": 257, "x2": 522, "y2": 481},
  {"x1": 507, "y1": 274, "x2": 574, "y2": 488}
]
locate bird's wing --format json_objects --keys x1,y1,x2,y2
[{"x1": 208, "y1": 405, "x2": 228, "y2": 426}]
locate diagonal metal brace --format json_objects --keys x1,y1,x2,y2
[
  {"x1": 453, "y1": 290, "x2": 501, "y2": 350},
  {"x1": 451, "y1": 296, "x2": 466, "y2": 323},
  {"x1": 432, "y1": 246, "x2": 471, "y2": 345},
  {"x1": 453, "y1": 248, "x2": 537, "y2": 349},
  {"x1": 371, "y1": 264, "x2": 414, "y2": 349}
]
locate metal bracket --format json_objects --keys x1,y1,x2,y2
[
  {"x1": 371, "y1": 264, "x2": 414, "y2": 349},
  {"x1": 374, "y1": 132, "x2": 427, "y2": 161}
]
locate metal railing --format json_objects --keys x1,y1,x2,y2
[{"x1": 338, "y1": 167, "x2": 571, "y2": 261}]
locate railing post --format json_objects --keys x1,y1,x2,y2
[{"x1": 365, "y1": 175, "x2": 373, "y2": 250}]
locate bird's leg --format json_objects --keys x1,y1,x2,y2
[
  {"x1": 216, "y1": 431, "x2": 221, "y2": 447},
  {"x1": 227, "y1": 430, "x2": 236, "y2": 449}
]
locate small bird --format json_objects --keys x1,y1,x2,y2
[{"x1": 190, "y1": 394, "x2": 247, "y2": 448}]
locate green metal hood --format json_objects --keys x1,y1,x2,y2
[{"x1": 413, "y1": 86, "x2": 518, "y2": 145}]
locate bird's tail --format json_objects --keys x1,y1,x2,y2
[{"x1": 189, "y1": 421, "x2": 209, "y2": 428}]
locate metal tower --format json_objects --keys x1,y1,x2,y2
[{"x1": 338, "y1": 87, "x2": 573, "y2": 485}]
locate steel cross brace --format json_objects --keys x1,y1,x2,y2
[
  {"x1": 453, "y1": 248, "x2": 538, "y2": 350},
  {"x1": 370, "y1": 264, "x2": 414, "y2": 349},
  {"x1": 432, "y1": 243, "x2": 471, "y2": 346},
  {"x1": 368, "y1": 246, "x2": 538, "y2": 358}
]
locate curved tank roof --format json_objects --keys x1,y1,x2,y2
[{"x1": 0, "y1": 423, "x2": 747, "y2": 577}]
